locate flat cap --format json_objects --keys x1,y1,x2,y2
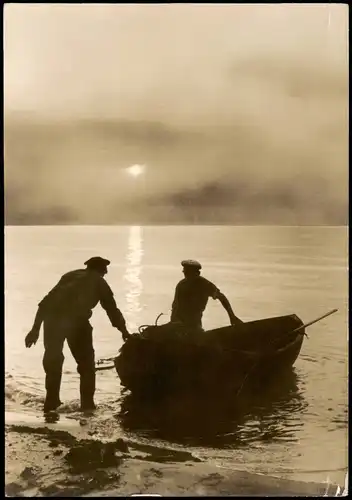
[
  {"x1": 84, "y1": 256, "x2": 111, "y2": 268},
  {"x1": 181, "y1": 259, "x2": 202, "y2": 269}
]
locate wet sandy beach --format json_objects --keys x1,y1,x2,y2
[{"x1": 5, "y1": 411, "x2": 343, "y2": 497}]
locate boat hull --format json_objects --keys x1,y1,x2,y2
[{"x1": 114, "y1": 314, "x2": 305, "y2": 395}]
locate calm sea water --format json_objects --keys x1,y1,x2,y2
[{"x1": 5, "y1": 226, "x2": 348, "y2": 485}]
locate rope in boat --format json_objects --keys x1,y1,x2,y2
[
  {"x1": 138, "y1": 312, "x2": 165, "y2": 333},
  {"x1": 96, "y1": 312, "x2": 166, "y2": 369}
]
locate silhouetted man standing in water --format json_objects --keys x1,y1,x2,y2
[
  {"x1": 25, "y1": 257, "x2": 130, "y2": 413},
  {"x1": 171, "y1": 260, "x2": 242, "y2": 331}
]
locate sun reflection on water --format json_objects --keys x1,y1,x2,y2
[{"x1": 123, "y1": 226, "x2": 144, "y2": 332}]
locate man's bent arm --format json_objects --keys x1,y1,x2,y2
[
  {"x1": 99, "y1": 282, "x2": 129, "y2": 334},
  {"x1": 170, "y1": 285, "x2": 180, "y2": 322},
  {"x1": 217, "y1": 292, "x2": 242, "y2": 325}
]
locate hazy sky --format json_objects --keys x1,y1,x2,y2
[{"x1": 4, "y1": 3, "x2": 349, "y2": 224}]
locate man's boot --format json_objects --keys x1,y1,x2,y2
[
  {"x1": 79, "y1": 369, "x2": 96, "y2": 411},
  {"x1": 44, "y1": 370, "x2": 63, "y2": 413}
]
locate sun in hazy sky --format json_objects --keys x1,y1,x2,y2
[{"x1": 126, "y1": 164, "x2": 146, "y2": 178}]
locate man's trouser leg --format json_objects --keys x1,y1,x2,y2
[
  {"x1": 43, "y1": 320, "x2": 65, "y2": 412},
  {"x1": 67, "y1": 321, "x2": 96, "y2": 410}
]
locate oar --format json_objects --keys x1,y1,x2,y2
[
  {"x1": 291, "y1": 308, "x2": 338, "y2": 336},
  {"x1": 235, "y1": 308, "x2": 339, "y2": 397},
  {"x1": 95, "y1": 355, "x2": 116, "y2": 372},
  {"x1": 96, "y1": 364, "x2": 115, "y2": 372}
]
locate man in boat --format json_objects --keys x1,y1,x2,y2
[
  {"x1": 25, "y1": 256, "x2": 131, "y2": 413},
  {"x1": 170, "y1": 260, "x2": 242, "y2": 331}
]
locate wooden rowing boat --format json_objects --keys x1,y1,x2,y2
[{"x1": 111, "y1": 309, "x2": 337, "y2": 396}]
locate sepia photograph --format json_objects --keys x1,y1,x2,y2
[{"x1": 4, "y1": 3, "x2": 348, "y2": 497}]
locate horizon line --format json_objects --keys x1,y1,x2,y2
[{"x1": 4, "y1": 224, "x2": 348, "y2": 229}]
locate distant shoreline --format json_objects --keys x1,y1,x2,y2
[{"x1": 4, "y1": 224, "x2": 348, "y2": 228}]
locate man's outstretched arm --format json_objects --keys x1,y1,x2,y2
[
  {"x1": 99, "y1": 281, "x2": 130, "y2": 340},
  {"x1": 216, "y1": 291, "x2": 242, "y2": 325}
]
